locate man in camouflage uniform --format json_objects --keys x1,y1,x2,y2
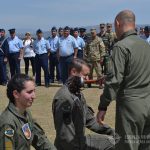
[
  {"x1": 85, "y1": 28, "x2": 106, "y2": 88},
  {"x1": 105, "y1": 23, "x2": 117, "y2": 55}
]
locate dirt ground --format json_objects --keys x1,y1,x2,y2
[{"x1": 0, "y1": 72, "x2": 116, "y2": 149}]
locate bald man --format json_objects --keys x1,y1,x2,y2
[{"x1": 97, "y1": 10, "x2": 150, "y2": 150}]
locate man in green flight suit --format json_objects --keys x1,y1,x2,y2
[
  {"x1": 97, "y1": 10, "x2": 150, "y2": 150},
  {"x1": 52, "y1": 59, "x2": 116, "y2": 150},
  {"x1": 0, "y1": 74, "x2": 56, "y2": 150}
]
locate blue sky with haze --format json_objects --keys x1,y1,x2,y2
[{"x1": 0, "y1": 0, "x2": 149, "y2": 31}]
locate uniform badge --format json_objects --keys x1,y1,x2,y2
[
  {"x1": 22, "y1": 123, "x2": 31, "y2": 140},
  {"x1": 5, "y1": 128, "x2": 14, "y2": 137}
]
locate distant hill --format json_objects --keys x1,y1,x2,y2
[{"x1": 14, "y1": 24, "x2": 149, "y2": 39}]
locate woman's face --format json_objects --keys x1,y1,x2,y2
[{"x1": 14, "y1": 81, "x2": 36, "y2": 110}]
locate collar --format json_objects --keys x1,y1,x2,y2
[
  {"x1": 37, "y1": 37, "x2": 44, "y2": 41},
  {"x1": 120, "y1": 30, "x2": 137, "y2": 40},
  {"x1": 10, "y1": 36, "x2": 18, "y2": 40},
  {"x1": 8, "y1": 102, "x2": 28, "y2": 121}
]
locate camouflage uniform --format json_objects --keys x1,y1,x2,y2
[{"x1": 85, "y1": 34, "x2": 106, "y2": 80}]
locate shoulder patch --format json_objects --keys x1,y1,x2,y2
[{"x1": 5, "y1": 128, "x2": 14, "y2": 137}]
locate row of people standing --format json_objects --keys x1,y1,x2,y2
[
  {"x1": 0, "y1": 24, "x2": 117, "y2": 87},
  {"x1": 0, "y1": 27, "x2": 87, "y2": 87}
]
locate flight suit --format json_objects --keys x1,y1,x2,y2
[
  {"x1": 98, "y1": 30, "x2": 150, "y2": 150},
  {"x1": 52, "y1": 84, "x2": 115, "y2": 150},
  {"x1": 0, "y1": 102, "x2": 56, "y2": 150},
  {"x1": 85, "y1": 36, "x2": 106, "y2": 80}
]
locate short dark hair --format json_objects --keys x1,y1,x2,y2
[
  {"x1": 68, "y1": 59, "x2": 89, "y2": 74},
  {"x1": 7, "y1": 74, "x2": 34, "y2": 104}
]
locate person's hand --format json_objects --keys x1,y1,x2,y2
[
  {"x1": 97, "y1": 110, "x2": 106, "y2": 125},
  {"x1": 74, "y1": 55, "x2": 77, "y2": 59},
  {"x1": 100, "y1": 57, "x2": 104, "y2": 65},
  {"x1": 57, "y1": 54, "x2": 60, "y2": 61},
  {"x1": 18, "y1": 56, "x2": 22, "y2": 60},
  {"x1": 4, "y1": 57, "x2": 8, "y2": 63}
]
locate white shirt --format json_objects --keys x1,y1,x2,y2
[{"x1": 23, "y1": 39, "x2": 35, "y2": 57}]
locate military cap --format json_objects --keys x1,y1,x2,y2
[
  {"x1": 1, "y1": 29, "x2": 5, "y2": 32},
  {"x1": 79, "y1": 28, "x2": 86, "y2": 32},
  {"x1": 36, "y1": 29, "x2": 43, "y2": 34},
  {"x1": 64, "y1": 26, "x2": 70, "y2": 31},
  {"x1": 73, "y1": 27, "x2": 79, "y2": 32},
  {"x1": 144, "y1": 26, "x2": 150, "y2": 32},
  {"x1": 100, "y1": 23, "x2": 105, "y2": 28},
  {"x1": 58, "y1": 27, "x2": 63, "y2": 31},
  {"x1": 51, "y1": 26, "x2": 57, "y2": 32},
  {"x1": 106, "y1": 23, "x2": 112, "y2": 27},
  {"x1": 8, "y1": 28, "x2": 16, "y2": 34},
  {"x1": 90, "y1": 28, "x2": 97, "y2": 33}
]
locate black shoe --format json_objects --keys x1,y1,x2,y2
[
  {"x1": 58, "y1": 80, "x2": 63, "y2": 84},
  {"x1": 87, "y1": 84, "x2": 92, "y2": 88},
  {"x1": 36, "y1": 83, "x2": 41, "y2": 87},
  {"x1": 2, "y1": 82, "x2": 7, "y2": 86},
  {"x1": 45, "y1": 84, "x2": 50, "y2": 88},
  {"x1": 49, "y1": 79, "x2": 54, "y2": 83}
]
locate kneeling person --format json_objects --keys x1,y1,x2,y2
[
  {"x1": 0, "y1": 74, "x2": 56, "y2": 150},
  {"x1": 52, "y1": 59, "x2": 115, "y2": 150}
]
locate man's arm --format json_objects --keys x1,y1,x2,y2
[
  {"x1": 72, "y1": 37, "x2": 78, "y2": 58},
  {"x1": 86, "y1": 105, "x2": 115, "y2": 136},
  {"x1": 32, "y1": 121, "x2": 56, "y2": 150},
  {"x1": 97, "y1": 45, "x2": 128, "y2": 123},
  {"x1": 99, "y1": 38, "x2": 106, "y2": 61},
  {"x1": 52, "y1": 99, "x2": 79, "y2": 150},
  {"x1": 18, "y1": 39, "x2": 24, "y2": 59}
]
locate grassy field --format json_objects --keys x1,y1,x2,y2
[{"x1": 0, "y1": 68, "x2": 116, "y2": 149}]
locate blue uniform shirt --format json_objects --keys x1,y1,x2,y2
[
  {"x1": 48, "y1": 36, "x2": 58, "y2": 53},
  {"x1": 75, "y1": 36, "x2": 85, "y2": 50},
  {"x1": 57, "y1": 35, "x2": 78, "y2": 57},
  {"x1": 7, "y1": 36, "x2": 23, "y2": 53},
  {"x1": 33, "y1": 37, "x2": 50, "y2": 55}
]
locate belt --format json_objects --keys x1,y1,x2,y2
[
  {"x1": 60, "y1": 54, "x2": 74, "y2": 58},
  {"x1": 50, "y1": 52, "x2": 57, "y2": 55},
  {"x1": 9, "y1": 52, "x2": 19, "y2": 55},
  {"x1": 36, "y1": 53, "x2": 47, "y2": 56}
]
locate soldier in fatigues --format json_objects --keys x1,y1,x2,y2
[
  {"x1": 105, "y1": 23, "x2": 117, "y2": 55},
  {"x1": 52, "y1": 59, "x2": 115, "y2": 150},
  {"x1": 0, "y1": 74, "x2": 56, "y2": 150},
  {"x1": 85, "y1": 28, "x2": 106, "y2": 88},
  {"x1": 97, "y1": 10, "x2": 150, "y2": 150}
]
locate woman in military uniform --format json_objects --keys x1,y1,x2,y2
[{"x1": 0, "y1": 74, "x2": 56, "y2": 150}]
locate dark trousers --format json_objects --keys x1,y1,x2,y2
[
  {"x1": 77, "y1": 50, "x2": 83, "y2": 59},
  {"x1": 8, "y1": 52, "x2": 21, "y2": 77},
  {"x1": 0, "y1": 55, "x2": 7, "y2": 84},
  {"x1": 49, "y1": 53, "x2": 60, "y2": 81},
  {"x1": 24, "y1": 57, "x2": 35, "y2": 76},
  {"x1": 35, "y1": 53, "x2": 49, "y2": 85},
  {"x1": 59, "y1": 55, "x2": 74, "y2": 84}
]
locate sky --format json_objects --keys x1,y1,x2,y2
[{"x1": 0, "y1": 0, "x2": 149, "y2": 31}]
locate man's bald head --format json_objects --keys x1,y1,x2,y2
[
  {"x1": 116, "y1": 10, "x2": 135, "y2": 24},
  {"x1": 115, "y1": 10, "x2": 136, "y2": 39}
]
